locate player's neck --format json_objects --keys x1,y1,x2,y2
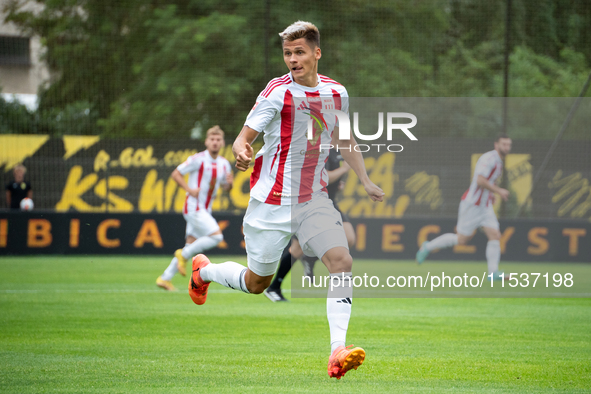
[
  {"x1": 207, "y1": 149, "x2": 219, "y2": 159},
  {"x1": 495, "y1": 148, "x2": 505, "y2": 159},
  {"x1": 292, "y1": 71, "x2": 318, "y2": 88}
]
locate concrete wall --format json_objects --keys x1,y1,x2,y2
[{"x1": 0, "y1": 0, "x2": 50, "y2": 95}]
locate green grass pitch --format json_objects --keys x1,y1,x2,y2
[{"x1": 1, "y1": 256, "x2": 589, "y2": 393}]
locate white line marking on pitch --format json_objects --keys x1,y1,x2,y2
[{"x1": 0, "y1": 288, "x2": 293, "y2": 294}]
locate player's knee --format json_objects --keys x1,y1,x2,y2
[
  {"x1": 328, "y1": 251, "x2": 353, "y2": 273},
  {"x1": 210, "y1": 233, "x2": 224, "y2": 243},
  {"x1": 247, "y1": 285, "x2": 263, "y2": 294},
  {"x1": 488, "y1": 230, "x2": 501, "y2": 241},
  {"x1": 457, "y1": 235, "x2": 469, "y2": 245},
  {"x1": 245, "y1": 275, "x2": 272, "y2": 294},
  {"x1": 247, "y1": 283, "x2": 267, "y2": 294}
]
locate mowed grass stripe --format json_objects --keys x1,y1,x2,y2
[{"x1": 0, "y1": 256, "x2": 589, "y2": 393}]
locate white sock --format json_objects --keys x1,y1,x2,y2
[
  {"x1": 486, "y1": 240, "x2": 501, "y2": 274},
  {"x1": 200, "y1": 261, "x2": 249, "y2": 293},
  {"x1": 327, "y1": 272, "x2": 352, "y2": 353},
  {"x1": 161, "y1": 257, "x2": 178, "y2": 281},
  {"x1": 426, "y1": 233, "x2": 458, "y2": 252},
  {"x1": 181, "y1": 234, "x2": 223, "y2": 260}
]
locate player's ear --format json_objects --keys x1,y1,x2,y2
[{"x1": 315, "y1": 47, "x2": 321, "y2": 61}]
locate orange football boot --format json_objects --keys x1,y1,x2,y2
[
  {"x1": 327, "y1": 345, "x2": 365, "y2": 379},
  {"x1": 156, "y1": 276, "x2": 176, "y2": 291},
  {"x1": 188, "y1": 254, "x2": 211, "y2": 305}
]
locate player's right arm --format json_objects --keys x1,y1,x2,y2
[
  {"x1": 235, "y1": 83, "x2": 282, "y2": 171},
  {"x1": 331, "y1": 127, "x2": 384, "y2": 202},
  {"x1": 171, "y1": 169, "x2": 199, "y2": 198},
  {"x1": 477, "y1": 175, "x2": 509, "y2": 201},
  {"x1": 174, "y1": 154, "x2": 204, "y2": 197},
  {"x1": 232, "y1": 126, "x2": 259, "y2": 172}
]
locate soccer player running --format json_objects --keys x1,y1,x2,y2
[
  {"x1": 187, "y1": 21, "x2": 384, "y2": 379},
  {"x1": 264, "y1": 149, "x2": 356, "y2": 302},
  {"x1": 416, "y1": 133, "x2": 512, "y2": 279},
  {"x1": 156, "y1": 126, "x2": 233, "y2": 291}
]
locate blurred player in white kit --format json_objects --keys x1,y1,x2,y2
[
  {"x1": 156, "y1": 126, "x2": 233, "y2": 291},
  {"x1": 416, "y1": 133, "x2": 512, "y2": 279}
]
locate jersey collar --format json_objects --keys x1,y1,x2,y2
[{"x1": 288, "y1": 72, "x2": 321, "y2": 89}]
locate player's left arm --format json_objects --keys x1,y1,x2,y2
[
  {"x1": 332, "y1": 128, "x2": 384, "y2": 202},
  {"x1": 477, "y1": 175, "x2": 509, "y2": 201},
  {"x1": 27, "y1": 184, "x2": 32, "y2": 199}
]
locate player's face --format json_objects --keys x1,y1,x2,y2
[
  {"x1": 205, "y1": 134, "x2": 224, "y2": 154},
  {"x1": 495, "y1": 138, "x2": 512, "y2": 157},
  {"x1": 13, "y1": 168, "x2": 24, "y2": 182},
  {"x1": 283, "y1": 38, "x2": 321, "y2": 86}
]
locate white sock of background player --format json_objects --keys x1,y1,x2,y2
[
  {"x1": 486, "y1": 240, "x2": 501, "y2": 274},
  {"x1": 161, "y1": 243, "x2": 190, "y2": 281},
  {"x1": 200, "y1": 261, "x2": 250, "y2": 293},
  {"x1": 425, "y1": 233, "x2": 458, "y2": 251},
  {"x1": 327, "y1": 272, "x2": 353, "y2": 353},
  {"x1": 181, "y1": 234, "x2": 223, "y2": 260}
]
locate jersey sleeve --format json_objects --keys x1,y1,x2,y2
[
  {"x1": 177, "y1": 154, "x2": 202, "y2": 175},
  {"x1": 244, "y1": 95, "x2": 280, "y2": 133},
  {"x1": 340, "y1": 88, "x2": 349, "y2": 115},
  {"x1": 474, "y1": 153, "x2": 496, "y2": 178},
  {"x1": 334, "y1": 87, "x2": 349, "y2": 129}
]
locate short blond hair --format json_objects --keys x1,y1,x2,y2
[
  {"x1": 278, "y1": 21, "x2": 320, "y2": 48},
  {"x1": 14, "y1": 164, "x2": 26, "y2": 174},
  {"x1": 205, "y1": 125, "x2": 224, "y2": 139}
]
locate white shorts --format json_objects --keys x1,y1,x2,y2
[
  {"x1": 456, "y1": 200, "x2": 499, "y2": 236},
  {"x1": 243, "y1": 194, "x2": 348, "y2": 276},
  {"x1": 183, "y1": 210, "x2": 220, "y2": 239}
]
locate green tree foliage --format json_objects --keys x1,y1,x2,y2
[
  {"x1": 2, "y1": 0, "x2": 590, "y2": 139},
  {"x1": 0, "y1": 94, "x2": 98, "y2": 135}
]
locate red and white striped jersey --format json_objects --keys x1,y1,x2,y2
[
  {"x1": 245, "y1": 72, "x2": 349, "y2": 205},
  {"x1": 177, "y1": 150, "x2": 232, "y2": 213},
  {"x1": 461, "y1": 150, "x2": 504, "y2": 207}
]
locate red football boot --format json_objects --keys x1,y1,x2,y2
[{"x1": 188, "y1": 254, "x2": 211, "y2": 305}]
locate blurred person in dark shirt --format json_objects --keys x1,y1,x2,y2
[{"x1": 5, "y1": 164, "x2": 32, "y2": 209}]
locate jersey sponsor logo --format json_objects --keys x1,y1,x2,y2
[
  {"x1": 299, "y1": 149, "x2": 321, "y2": 156},
  {"x1": 272, "y1": 191, "x2": 292, "y2": 197}
]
